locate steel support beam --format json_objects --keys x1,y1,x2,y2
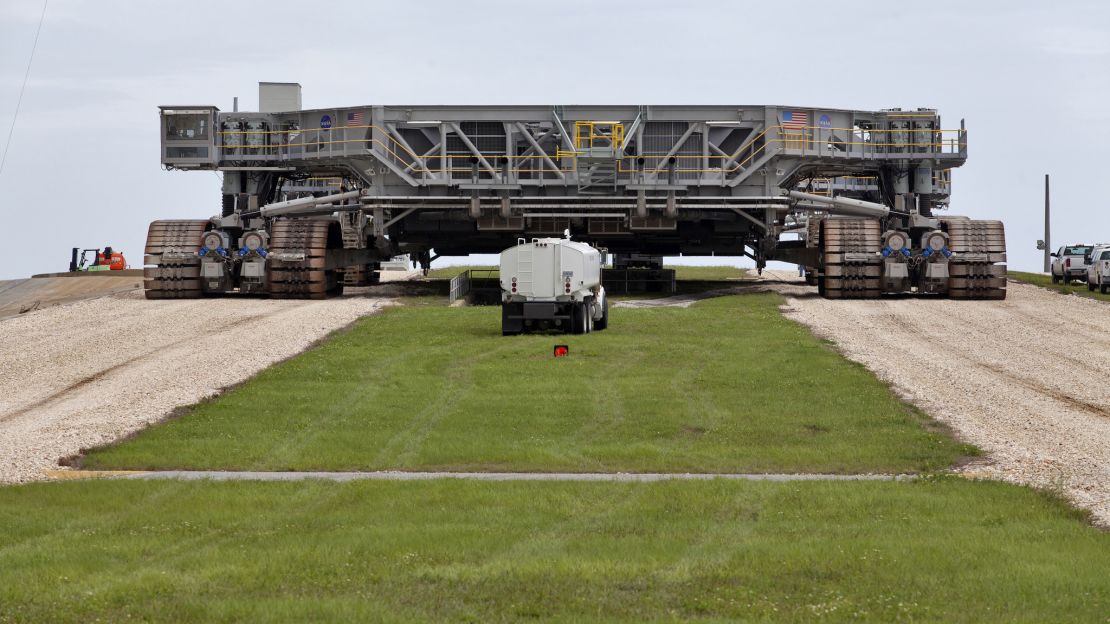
[
  {"x1": 648, "y1": 123, "x2": 698, "y2": 179},
  {"x1": 448, "y1": 122, "x2": 501, "y2": 180},
  {"x1": 405, "y1": 140, "x2": 441, "y2": 174},
  {"x1": 730, "y1": 207, "x2": 768, "y2": 232},
  {"x1": 382, "y1": 207, "x2": 419, "y2": 230},
  {"x1": 385, "y1": 123, "x2": 429, "y2": 175},
  {"x1": 514, "y1": 122, "x2": 565, "y2": 181}
]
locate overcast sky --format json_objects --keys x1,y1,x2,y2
[{"x1": 1, "y1": 0, "x2": 1107, "y2": 279}]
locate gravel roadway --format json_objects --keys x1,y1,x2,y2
[
  {"x1": 0, "y1": 290, "x2": 388, "y2": 483},
  {"x1": 761, "y1": 272, "x2": 1110, "y2": 525}
]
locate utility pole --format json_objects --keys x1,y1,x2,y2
[{"x1": 1044, "y1": 174, "x2": 1051, "y2": 273}]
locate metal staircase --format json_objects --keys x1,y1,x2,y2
[{"x1": 577, "y1": 157, "x2": 617, "y2": 194}]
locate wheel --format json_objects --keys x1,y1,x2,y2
[
  {"x1": 594, "y1": 299, "x2": 609, "y2": 331},
  {"x1": 571, "y1": 302, "x2": 587, "y2": 335},
  {"x1": 1089, "y1": 281, "x2": 1096, "y2": 292},
  {"x1": 1052, "y1": 271, "x2": 1060, "y2": 284},
  {"x1": 1102, "y1": 284, "x2": 1108, "y2": 295}
]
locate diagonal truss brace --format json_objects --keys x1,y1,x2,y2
[
  {"x1": 514, "y1": 122, "x2": 564, "y2": 181},
  {"x1": 448, "y1": 122, "x2": 501, "y2": 181}
]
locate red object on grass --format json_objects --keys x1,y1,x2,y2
[{"x1": 553, "y1": 345, "x2": 569, "y2": 357}]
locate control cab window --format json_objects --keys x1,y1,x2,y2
[{"x1": 165, "y1": 114, "x2": 209, "y2": 141}]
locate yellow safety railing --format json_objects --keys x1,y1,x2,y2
[{"x1": 573, "y1": 121, "x2": 624, "y2": 151}]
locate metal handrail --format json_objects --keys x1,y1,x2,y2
[{"x1": 210, "y1": 123, "x2": 966, "y2": 176}]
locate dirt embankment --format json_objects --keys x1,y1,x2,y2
[{"x1": 0, "y1": 274, "x2": 144, "y2": 320}]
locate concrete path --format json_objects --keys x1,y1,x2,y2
[{"x1": 45, "y1": 470, "x2": 913, "y2": 482}]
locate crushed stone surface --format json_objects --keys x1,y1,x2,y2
[
  {"x1": 0, "y1": 290, "x2": 388, "y2": 483},
  {"x1": 760, "y1": 271, "x2": 1110, "y2": 526}
]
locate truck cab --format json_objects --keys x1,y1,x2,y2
[
  {"x1": 1051, "y1": 245, "x2": 1093, "y2": 284},
  {"x1": 1085, "y1": 245, "x2": 1110, "y2": 293}
]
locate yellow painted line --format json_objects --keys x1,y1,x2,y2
[{"x1": 44, "y1": 469, "x2": 149, "y2": 480}]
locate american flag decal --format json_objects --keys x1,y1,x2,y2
[
  {"x1": 782, "y1": 111, "x2": 808, "y2": 130},
  {"x1": 347, "y1": 111, "x2": 364, "y2": 126}
]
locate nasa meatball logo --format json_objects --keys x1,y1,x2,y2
[{"x1": 320, "y1": 115, "x2": 332, "y2": 129}]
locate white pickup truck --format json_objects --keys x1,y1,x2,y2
[
  {"x1": 1086, "y1": 245, "x2": 1110, "y2": 294},
  {"x1": 1051, "y1": 245, "x2": 1094, "y2": 284}
]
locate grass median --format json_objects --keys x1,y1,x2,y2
[
  {"x1": 82, "y1": 291, "x2": 970, "y2": 473},
  {"x1": 0, "y1": 477, "x2": 1106, "y2": 623}
]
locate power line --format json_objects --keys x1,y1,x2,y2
[{"x1": 0, "y1": 0, "x2": 49, "y2": 179}]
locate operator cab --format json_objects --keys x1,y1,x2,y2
[{"x1": 159, "y1": 106, "x2": 218, "y2": 168}]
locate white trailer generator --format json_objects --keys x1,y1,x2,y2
[{"x1": 500, "y1": 238, "x2": 609, "y2": 336}]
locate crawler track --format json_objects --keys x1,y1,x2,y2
[
  {"x1": 268, "y1": 218, "x2": 335, "y2": 299},
  {"x1": 144, "y1": 220, "x2": 209, "y2": 299},
  {"x1": 944, "y1": 219, "x2": 1007, "y2": 299},
  {"x1": 341, "y1": 264, "x2": 380, "y2": 288},
  {"x1": 820, "y1": 218, "x2": 881, "y2": 299}
]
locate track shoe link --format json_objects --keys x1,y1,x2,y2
[
  {"x1": 944, "y1": 219, "x2": 1007, "y2": 300},
  {"x1": 268, "y1": 218, "x2": 334, "y2": 299},
  {"x1": 144, "y1": 219, "x2": 209, "y2": 299},
  {"x1": 341, "y1": 264, "x2": 380, "y2": 287},
  {"x1": 821, "y1": 218, "x2": 882, "y2": 299}
]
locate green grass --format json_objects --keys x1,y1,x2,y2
[
  {"x1": 83, "y1": 293, "x2": 970, "y2": 473},
  {"x1": 424, "y1": 265, "x2": 497, "y2": 279},
  {"x1": 668, "y1": 264, "x2": 748, "y2": 281},
  {"x1": 1009, "y1": 270, "x2": 1110, "y2": 302},
  {"x1": 0, "y1": 478, "x2": 1106, "y2": 623}
]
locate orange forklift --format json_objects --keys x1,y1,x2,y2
[{"x1": 69, "y1": 246, "x2": 127, "y2": 272}]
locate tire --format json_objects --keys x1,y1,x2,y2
[
  {"x1": 570, "y1": 303, "x2": 585, "y2": 335},
  {"x1": 595, "y1": 299, "x2": 609, "y2": 331},
  {"x1": 1089, "y1": 281, "x2": 1096, "y2": 292},
  {"x1": 1051, "y1": 271, "x2": 1060, "y2": 284},
  {"x1": 1102, "y1": 285, "x2": 1108, "y2": 295}
]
